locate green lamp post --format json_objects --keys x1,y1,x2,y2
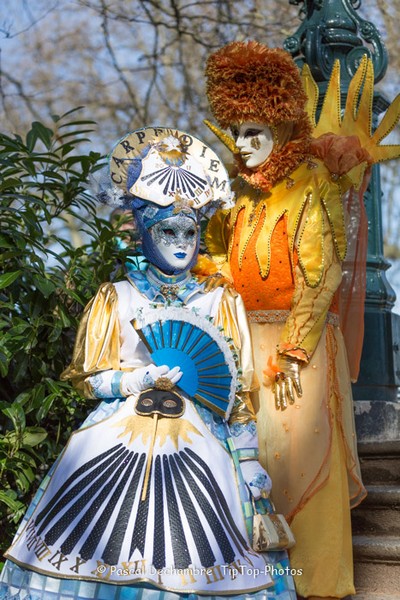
[{"x1": 284, "y1": 0, "x2": 400, "y2": 443}]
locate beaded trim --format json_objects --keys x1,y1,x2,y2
[{"x1": 247, "y1": 309, "x2": 340, "y2": 326}]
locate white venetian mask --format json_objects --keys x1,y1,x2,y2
[{"x1": 231, "y1": 121, "x2": 274, "y2": 169}]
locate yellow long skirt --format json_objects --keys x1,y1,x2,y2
[{"x1": 250, "y1": 321, "x2": 366, "y2": 598}]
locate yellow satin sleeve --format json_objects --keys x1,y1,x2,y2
[
  {"x1": 60, "y1": 282, "x2": 121, "y2": 395},
  {"x1": 279, "y1": 213, "x2": 342, "y2": 360},
  {"x1": 213, "y1": 287, "x2": 258, "y2": 424},
  {"x1": 229, "y1": 391, "x2": 257, "y2": 425}
]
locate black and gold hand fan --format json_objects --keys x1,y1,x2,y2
[{"x1": 132, "y1": 308, "x2": 237, "y2": 418}]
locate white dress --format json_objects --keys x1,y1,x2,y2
[{"x1": 1, "y1": 270, "x2": 297, "y2": 600}]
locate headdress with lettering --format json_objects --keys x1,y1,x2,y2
[
  {"x1": 93, "y1": 126, "x2": 233, "y2": 275},
  {"x1": 95, "y1": 127, "x2": 233, "y2": 222}
]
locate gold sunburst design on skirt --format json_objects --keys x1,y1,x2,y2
[{"x1": 114, "y1": 413, "x2": 202, "y2": 449}]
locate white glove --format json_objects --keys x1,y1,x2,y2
[
  {"x1": 120, "y1": 364, "x2": 182, "y2": 396},
  {"x1": 228, "y1": 422, "x2": 272, "y2": 499},
  {"x1": 240, "y1": 460, "x2": 272, "y2": 499}
]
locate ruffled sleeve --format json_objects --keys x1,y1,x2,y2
[
  {"x1": 213, "y1": 286, "x2": 258, "y2": 392},
  {"x1": 212, "y1": 286, "x2": 259, "y2": 425},
  {"x1": 60, "y1": 282, "x2": 121, "y2": 396}
]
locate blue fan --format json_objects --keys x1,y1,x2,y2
[{"x1": 133, "y1": 311, "x2": 236, "y2": 418}]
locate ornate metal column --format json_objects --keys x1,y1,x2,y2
[
  {"x1": 284, "y1": 0, "x2": 387, "y2": 85},
  {"x1": 284, "y1": 0, "x2": 400, "y2": 443}
]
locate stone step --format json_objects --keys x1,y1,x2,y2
[
  {"x1": 355, "y1": 594, "x2": 400, "y2": 600},
  {"x1": 358, "y1": 441, "x2": 400, "y2": 485},
  {"x1": 353, "y1": 535, "x2": 400, "y2": 596},
  {"x1": 352, "y1": 485, "x2": 400, "y2": 536},
  {"x1": 353, "y1": 534, "x2": 400, "y2": 562},
  {"x1": 354, "y1": 561, "x2": 400, "y2": 597},
  {"x1": 353, "y1": 443, "x2": 400, "y2": 597},
  {"x1": 359, "y1": 455, "x2": 400, "y2": 485}
]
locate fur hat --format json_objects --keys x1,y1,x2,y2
[{"x1": 205, "y1": 41, "x2": 308, "y2": 129}]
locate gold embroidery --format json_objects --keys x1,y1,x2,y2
[
  {"x1": 246, "y1": 310, "x2": 339, "y2": 326},
  {"x1": 226, "y1": 163, "x2": 346, "y2": 286},
  {"x1": 114, "y1": 413, "x2": 202, "y2": 449}
]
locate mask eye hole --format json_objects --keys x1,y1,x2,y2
[
  {"x1": 141, "y1": 398, "x2": 154, "y2": 407},
  {"x1": 244, "y1": 129, "x2": 262, "y2": 138},
  {"x1": 163, "y1": 399, "x2": 177, "y2": 408}
]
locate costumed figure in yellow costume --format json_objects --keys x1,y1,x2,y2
[
  {"x1": 203, "y1": 41, "x2": 400, "y2": 600},
  {"x1": 0, "y1": 126, "x2": 299, "y2": 600}
]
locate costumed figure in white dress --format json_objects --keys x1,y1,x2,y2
[
  {"x1": 0, "y1": 127, "x2": 298, "y2": 600},
  {"x1": 202, "y1": 41, "x2": 400, "y2": 599}
]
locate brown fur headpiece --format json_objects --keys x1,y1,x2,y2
[{"x1": 205, "y1": 41, "x2": 309, "y2": 129}]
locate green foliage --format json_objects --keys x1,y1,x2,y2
[{"x1": 0, "y1": 109, "x2": 128, "y2": 556}]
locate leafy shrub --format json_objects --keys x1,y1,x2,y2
[{"x1": 0, "y1": 109, "x2": 128, "y2": 558}]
